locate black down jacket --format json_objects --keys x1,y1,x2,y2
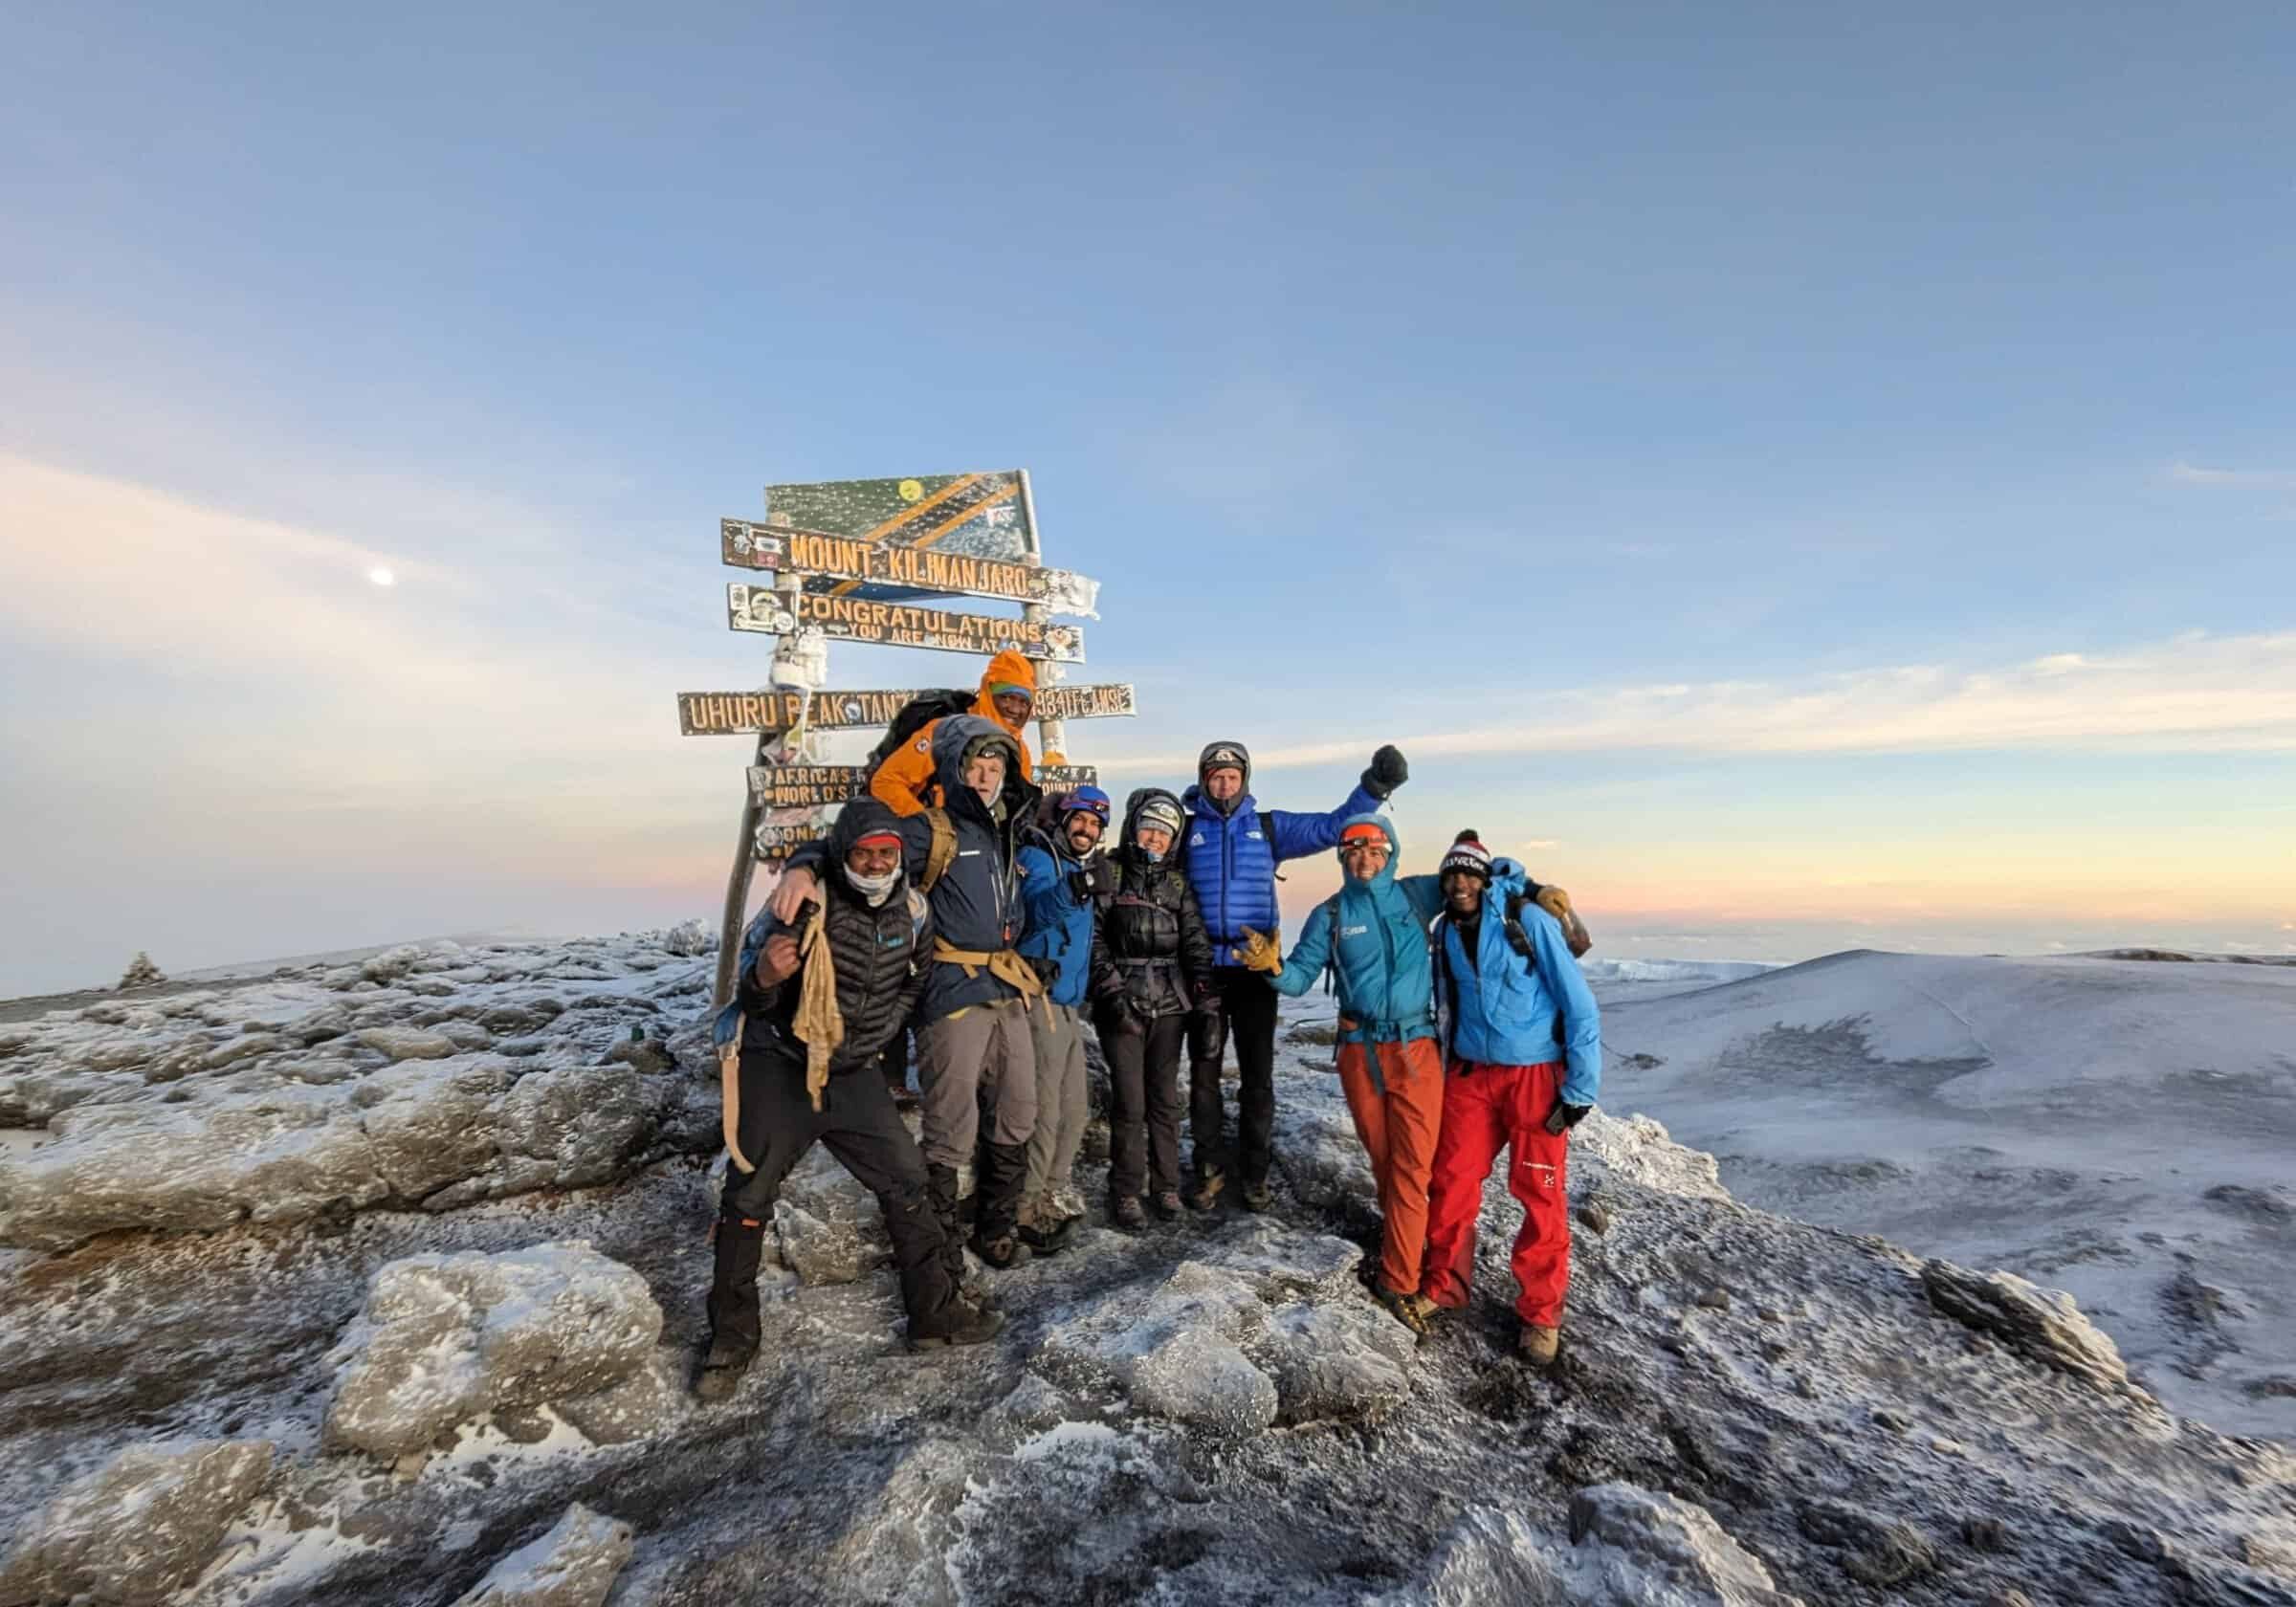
[
  {"x1": 739, "y1": 798, "x2": 932, "y2": 1068},
  {"x1": 1089, "y1": 787, "x2": 1214, "y2": 1022}
]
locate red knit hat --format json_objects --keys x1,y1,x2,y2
[{"x1": 1438, "y1": 830, "x2": 1492, "y2": 881}]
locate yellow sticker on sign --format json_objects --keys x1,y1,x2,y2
[{"x1": 897, "y1": 478, "x2": 924, "y2": 502}]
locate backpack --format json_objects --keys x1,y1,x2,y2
[
  {"x1": 1502, "y1": 885, "x2": 1593, "y2": 961},
  {"x1": 916, "y1": 808, "x2": 959, "y2": 892},
  {"x1": 862, "y1": 689, "x2": 976, "y2": 774}
]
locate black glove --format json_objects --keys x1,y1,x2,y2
[
  {"x1": 1025, "y1": 955, "x2": 1059, "y2": 989},
  {"x1": 1544, "y1": 1101, "x2": 1593, "y2": 1135},
  {"x1": 1361, "y1": 744, "x2": 1409, "y2": 800},
  {"x1": 1191, "y1": 979, "x2": 1224, "y2": 1032},
  {"x1": 1097, "y1": 994, "x2": 1144, "y2": 1037},
  {"x1": 1071, "y1": 856, "x2": 1119, "y2": 900}
]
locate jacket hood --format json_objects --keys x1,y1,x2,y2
[
  {"x1": 1181, "y1": 782, "x2": 1259, "y2": 819},
  {"x1": 823, "y1": 797, "x2": 909, "y2": 898},
  {"x1": 932, "y1": 713, "x2": 1035, "y2": 825},
  {"x1": 1117, "y1": 786, "x2": 1186, "y2": 864},
  {"x1": 971, "y1": 649, "x2": 1039, "y2": 739},
  {"x1": 1335, "y1": 811, "x2": 1400, "y2": 888}
]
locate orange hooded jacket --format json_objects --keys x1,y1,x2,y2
[{"x1": 867, "y1": 649, "x2": 1037, "y2": 817}]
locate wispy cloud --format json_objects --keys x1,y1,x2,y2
[
  {"x1": 2165, "y1": 461, "x2": 2296, "y2": 491},
  {"x1": 1102, "y1": 630, "x2": 2296, "y2": 771}
]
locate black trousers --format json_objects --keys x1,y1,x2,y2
[
  {"x1": 1186, "y1": 967, "x2": 1280, "y2": 1185},
  {"x1": 1102, "y1": 1011, "x2": 1187, "y2": 1200},
  {"x1": 711, "y1": 1046, "x2": 956, "y2": 1353}
]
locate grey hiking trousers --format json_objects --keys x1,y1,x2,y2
[
  {"x1": 1023, "y1": 1002, "x2": 1090, "y2": 1225},
  {"x1": 916, "y1": 997, "x2": 1038, "y2": 1174}
]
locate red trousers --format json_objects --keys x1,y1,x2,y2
[
  {"x1": 1336, "y1": 1037, "x2": 1446, "y2": 1296},
  {"x1": 1421, "y1": 1059, "x2": 1571, "y2": 1327}
]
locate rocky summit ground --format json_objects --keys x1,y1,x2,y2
[{"x1": 4, "y1": 932, "x2": 2295, "y2": 1607}]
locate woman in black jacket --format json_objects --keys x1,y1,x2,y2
[{"x1": 1090, "y1": 787, "x2": 1215, "y2": 1227}]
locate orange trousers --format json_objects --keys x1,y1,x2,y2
[{"x1": 1336, "y1": 1036, "x2": 1446, "y2": 1295}]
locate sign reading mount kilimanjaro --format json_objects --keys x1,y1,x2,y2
[
  {"x1": 727, "y1": 583, "x2": 1085, "y2": 662},
  {"x1": 677, "y1": 683, "x2": 1137, "y2": 737},
  {"x1": 721, "y1": 521, "x2": 1098, "y2": 616}
]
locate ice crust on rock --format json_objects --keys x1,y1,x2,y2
[
  {"x1": 0, "y1": 1051, "x2": 677, "y2": 1249},
  {"x1": 1920, "y1": 1259, "x2": 2130, "y2": 1390},
  {"x1": 1568, "y1": 1484, "x2": 1804, "y2": 1605},
  {"x1": 8, "y1": 943, "x2": 2296, "y2": 1607},
  {"x1": 450, "y1": 1502, "x2": 633, "y2": 1607},
  {"x1": 323, "y1": 1241, "x2": 662, "y2": 1458},
  {"x1": 0, "y1": 1438, "x2": 274, "y2": 1606},
  {"x1": 657, "y1": 919, "x2": 714, "y2": 958}
]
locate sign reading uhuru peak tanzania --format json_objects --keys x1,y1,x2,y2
[
  {"x1": 720, "y1": 520, "x2": 1099, "y2": 616},
  {"x1": 763, "y1": 472, "x2": 1032, "y2": 561},
  {"x1": 677, "y1": 683, "x2": 1136, "y2": 737},
  {"x1": 726, "y1": 584, "x2": 1086, "y2": 662}
]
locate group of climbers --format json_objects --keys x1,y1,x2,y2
[{"x1": 696, "y1": 653, "x2": 1601, "y2": 1399}]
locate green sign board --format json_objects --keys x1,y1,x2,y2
[{"x1": 763, "y1": 472, "x2": 1033, "y2": 563}]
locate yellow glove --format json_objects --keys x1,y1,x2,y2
[
  {"x1": 1238, "y1": 926, "x2": 1283, "y2": 975},
  {"x1": 1534, "y1": 886, "x2": 1574, "y2": 923}
]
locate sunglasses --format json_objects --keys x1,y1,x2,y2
[{"x1": 1339, "y1": 838, "x2": 1392, "y2": 855}]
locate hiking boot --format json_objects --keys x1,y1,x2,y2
[
  {"x1": 693, "y1": 1342, "x2": 754, "y2": 1403},
  {"x1": 1372, "y1": 1284, "x2": 1430, "y2": 1339},
  {"x1": 1111, "y1": 1195, "x2": 1146, "y2": 1230},
  {"x1": 1149, "y1": 1190, "x2": 1182, "y2": 1221},
  {"x1": 969, "y1": 1230, "x2": 1031, "y2": 1270},
  {"x1": 909, "y1": 1296, "x2": 1004, "y2": 1352},
  {"x1": 1519, "y1": 1323, "x2": 1561, "y2": 1368},
  {"x1": 1183, "y1": 1169, "x2": 1224, "y2": 1211},
  {"x1": 1240, "y1": 1178, "x2": 1274, "y2": 1213},
  {"x1": 1019, "y1": 1216, "x2": 1075, "y2": 1256}
]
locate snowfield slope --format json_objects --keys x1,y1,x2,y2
[
  {"x1": 2, "y1": 934, "x2": 2293, "y2": 1606},
  {"x1": 1600, "y1": 948, "x2": 2296, "y2": 1442}
]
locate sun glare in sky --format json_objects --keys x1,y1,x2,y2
[{"x1": 367, "y1": 566, "x2": 395, "y2": 587}]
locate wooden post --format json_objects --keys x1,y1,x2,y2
[
  {"x1": 1017, "y1": 471, "x2": 1070, "y2": 763},
  {"x1": 714, "y1": 730, "x2": 770, "y2": 1010}
]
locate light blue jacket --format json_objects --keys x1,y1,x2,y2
[
  {"x1": 1265, "y1": 814, "x2": 1445, "y2": 1047},
  {"x1": 1439, "y1": 868, "x2": 1601, "y2": 1105},
  {"x1": 1015, "y1": 832, "x2": 1095, "y2": 1008}
]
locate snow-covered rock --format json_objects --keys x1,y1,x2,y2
[
  {"x1": 323, "y1": 1242, "x2": 662, "y2": 1459},
  {"x1": 6, "y1": 939, "x2": 2296, "y2": 1607},
  {"x1": 357, "y1": 1025, "x2": 459, "y2": 1061},
  {"x1": 0, "y1": 1438, "x2": 273, "y2": 1606},
  {"x1": 0, "y1": 1056, "x2": 680, "y2": 1248},
  {"x1": 1568, "y1": 1484, "x2": 1802, "y2": 1604},
  {"x1": 1919, "y1": 1259, "x2": 2130, "y2": 1391},
  {"x1": 659, "y1": 919, "x2": 715, "y2": 958},
  {"x1": 451, "y1": 1503, "x2": 633, "y2": 1607}
]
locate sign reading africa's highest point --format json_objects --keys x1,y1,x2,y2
[
  {"x1": 746, "y1": 760, "x2": 1100, "y2": 807},
  {"x1": 727, "y1": 584, "x2": 1084, "y2": 662}
]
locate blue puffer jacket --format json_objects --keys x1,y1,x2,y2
[
  {"x1": 1266, "y1": 814, "x2": 1446, "y2": 1047},
  {"x1": 1438, "y1": 868, "x2": 1602, "y2": 1105},
  {"x1": 1016, "y1": 827, "x2": 1095, "y2": 1009},
  {"x1": 1181, "y1": 778, "x2": 1385, "y2": 967}
]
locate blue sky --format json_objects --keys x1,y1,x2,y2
[{"x1": 3, "y1": 2, "x2": 2292, "y2": 992}]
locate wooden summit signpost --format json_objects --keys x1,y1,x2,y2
[
  {"x1": 677, "y1": 682, "x2": 1137, "y2": 738},
  {"x1": 688, "y1": 468, "x2": 1134, "y2": 1006}
]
